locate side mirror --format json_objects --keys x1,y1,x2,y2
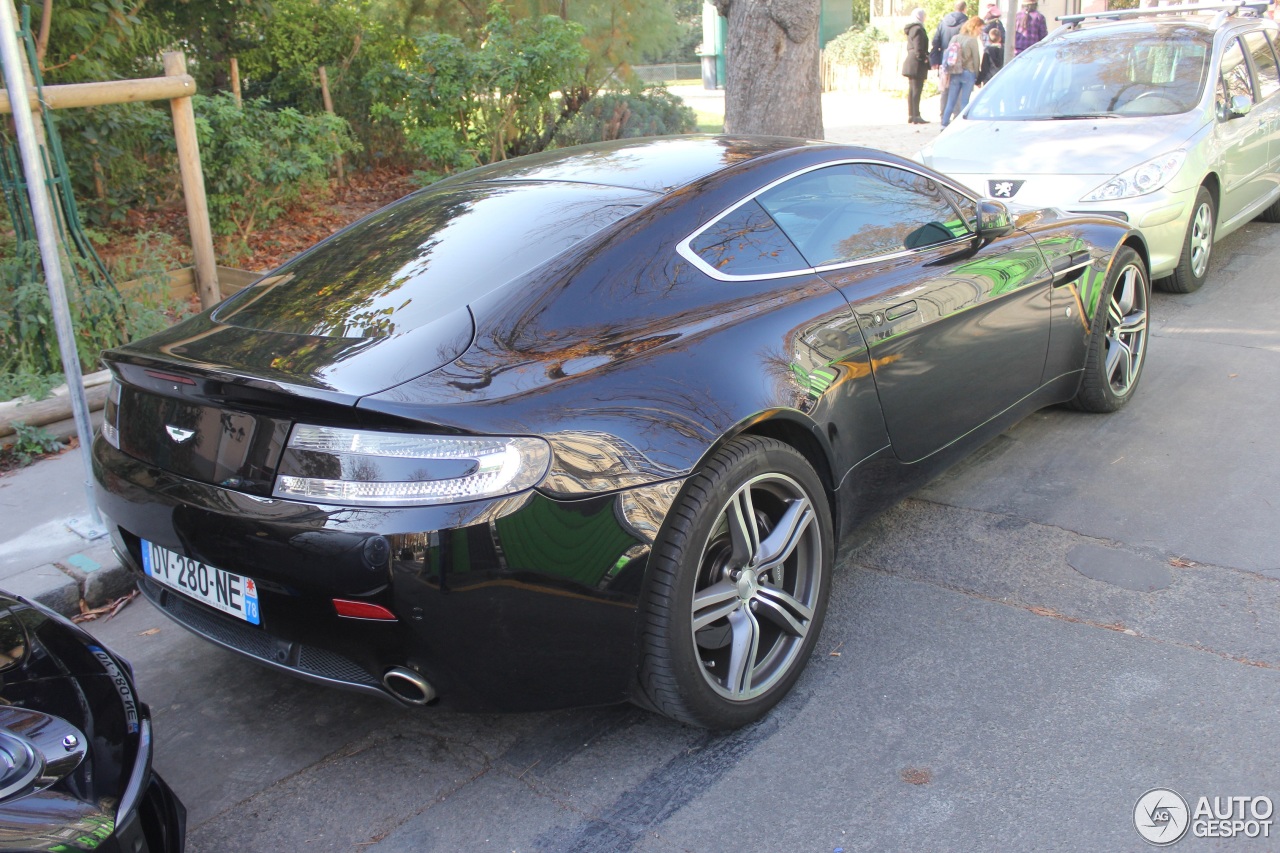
[
  {"x1": 977, "y1": 199, "x2": 1014, "y2": 238},
  {"x1": 1228, "y1": 93, "x2": 1254, "y2": 118}
]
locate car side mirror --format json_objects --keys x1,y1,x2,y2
[
  {"x1": 976, "y1": 200, "x2": 1014, "y2": 238},
  {"x1": 1226, "y1": 93, "x2": 1253, "y2": 119}
]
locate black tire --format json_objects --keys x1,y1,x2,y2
[
  {"x1": 635, "y1": 436, "x2": 833, "y2": 729},
  {"x1": 1160, "y1": 185, "x2": 1213, "y2": 293},
  {"x1": 1070, "y1": 246, "x2": 1150, "y2": 413},
  {"x1": 1256, "y1": 192, "x2": 1280, "y2": 223}
]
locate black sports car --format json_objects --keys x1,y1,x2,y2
[
  {"x1": 92, "y1": 136, "x2": 1150, "y2": 729},
  {"x1": 0, "y1": 592, "x2": 185, "y2": 851}
]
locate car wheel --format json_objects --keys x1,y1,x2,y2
[
  {"x1": 1069, "y1": 246, "x2": 1150, "y2": 413},
  {"x1": 1162, "y1": 186, "x2": 1213, "y2": 293},
  {"x1": 1257, "y1": 192, "x2": 1280, "y2": 223},
  {"x1": 635, "y1": 435, "x2": 833, "y2": 729}
]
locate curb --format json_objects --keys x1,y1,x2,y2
[{"x1": 3, "y1": 539, "x2": 137, "y2": 618}]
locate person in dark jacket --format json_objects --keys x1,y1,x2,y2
[
  {"x1": 931, "y1": 1, "x2": 969, "y2": 120},
  {"x1": 903, "y1": 8, "x2": 931, "y2": 124},
  {"x1": 979, "y1": 25, "x2": 1005, "y2": 85},
  {"x1": 982, "y1": 3, "x2": 1005, "y2": 45}
]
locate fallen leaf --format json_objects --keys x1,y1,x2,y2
[
  {"x1": 139, "y1": 627, "x2": 160, "y2": 636},
  {"x1": 71, "y1": 590, "x2": 138, "y2": 623},
  {"x1": 1169, "y1": 557, "x2": 1196, "y2": 568},
  {"x1": 1229, "y1": 374, "x2": 1238, "y2": 378},
  {"x1": 900, "y1": 767, "x2": 932, "y2": 785}
]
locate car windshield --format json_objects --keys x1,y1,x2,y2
[{"x1": 968, "y1": 27, "x2": 1212, "y2": 120}]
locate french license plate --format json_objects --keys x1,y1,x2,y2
[{"x1": 141, "y1": 540, "x2": 261, "y2": 625}]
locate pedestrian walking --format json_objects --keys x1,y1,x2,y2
[
  {"x1": 941, "y1": 15, "x2": 983, "y2": 128},
  {"x1": 982, "y1": 3, "x2": 1005, "y2": 45},
  {"x1": 979, "y1": 25, "x2": 1004, "y2": 85},
  {"x1": 903, "y1": 8, "x2": 931, "y2": 124},
  {"x1": 931, "y1": 0, "x2": 970, "y2": 123},
  {"x1": 1015, "y1": 0, "x2": 1047, "y2": 54}
]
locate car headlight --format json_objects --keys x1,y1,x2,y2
[
  {"x1": 273, "y1": 425, "x2": 550, "y2": 507},
  {"x1": 1080, "y1": 151, "x2": 1186, "y2": 202}
]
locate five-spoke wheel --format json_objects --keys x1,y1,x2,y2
[
  {"x1": 1072, "y1": 246, "x2": 1151, "y2": 412},
  {"x1": 636, "y1": 436, "x2": 832, "y2": 729}
]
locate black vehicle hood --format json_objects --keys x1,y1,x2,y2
[{"x1": 0, "y1": 595, "x2": 142, "y2": 850}]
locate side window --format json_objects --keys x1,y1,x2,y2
[
  {"x1": 757, "y1": 163, "x2": 968, "y2": 267},
  {"x1": 1218, "y1": 38, "x2": 1255, "y2": 116},
  {"x1": 1246, "y1": 31, "x2": 1280, "y2": 100},
  {"x1": 688, "y1": 200, "x2": 808, "y2": 277}
]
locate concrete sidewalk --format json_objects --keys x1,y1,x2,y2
[
  {"x1": 0, "y1": 85, "x2": 951, "y2": 617},
  {"x1": 668, "y1": 83, "x2": 947, "y2": 157},
  {"x1": 0, "y1": 448, "x2": 132, "y2": 615}
]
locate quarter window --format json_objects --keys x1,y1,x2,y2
[
  {"x1": 687, "y1": 200, "x2": 808, "y2": 276},
  {"x1": 1245, "y1": 31, "x2": 1280, "y2": 99},
  {"x1": 756, "y1": 164, "x2": 969, "y2": 266}
]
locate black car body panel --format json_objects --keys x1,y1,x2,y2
[
  {"x1": 91, "y1": 136, "x2": 1144, "y2": 712},
  {"x1": 0, "y1": 594, "x2": 185, "y2": 851}
]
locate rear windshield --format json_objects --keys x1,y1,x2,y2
[
  {"x1": 212, "y1": 181, "x2": 653, "y2": 338},
  {"x1": 969, "y1": 27, "x2": 1212, "y2": 120}
]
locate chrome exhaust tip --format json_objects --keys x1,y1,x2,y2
[{"x1": 382, "y1": 667, "x2": 436, "y2": 706}]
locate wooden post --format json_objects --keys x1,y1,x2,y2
[
  {"x1": 163, "y1": 51, "x2": 220, "y2": 309},
  {"x1": 317, "y1": 65, "x2": 344, "y2": 181},
  {"x1": 230, "y1": 57, "x2": 242, "y2": 107}
]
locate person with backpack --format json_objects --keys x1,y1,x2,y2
[
  {"x1": 941, "y1": 16, "x2": 984, "y2": 128},
  {"x1": 931, "y1": 0, "x2": 969, "y2": 120},
  {"x1": 903, "y1": 8, "x2": 931, "y2": 124}
]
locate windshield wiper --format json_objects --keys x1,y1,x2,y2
[{"x1": 1051, "y1": 113, "x2": 1119, "y2": 120}]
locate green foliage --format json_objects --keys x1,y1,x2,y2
[
  {"x1": 826, "y1": 26, "x2": 889, "y2": 76},
  {"x1": 6, "y1": 423, "x2": 64, "y2": 467},
  {"x1": 0, "y1": 229, "x2": 187, "y2": 384},
  {"x1": 553, "y1": 89, "x2": 697, "y2": 147},
  {"x1": 55, "y1": 104, "x2": 174, "y2": 227},
  {"x1": 0, "y1": 372, "x2": 64, "y2": 402},
  {"x1": 193, "y1": 94, "x2": 360, "y2": 257},
  {"x1": 369, "y1": 5, "x2": 587, "y2": 174}
]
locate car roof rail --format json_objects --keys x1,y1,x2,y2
[{"x1": 1057, "y1": 1, "x2": 1270, "y2": 29}]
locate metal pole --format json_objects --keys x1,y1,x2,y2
[{"x1": 0, "y1": 0, "x2": 105, "y2": 535}]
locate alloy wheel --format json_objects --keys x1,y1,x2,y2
[
  {"x1": 690, "y1": 473, "x2": 823, "y2": 702},
  {"x1": 1105, "y1": 262, "x2": 1149, "y2": 397},
  {"x1": 1189, "y1": 200, "x2": 1212, "y2": 278}
]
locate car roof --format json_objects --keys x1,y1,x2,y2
[
  {"x1": 429, "y1": 135, "x2": 831, "y2": 195},
  {"x1": 1051, "y1": 3, "x2": 1274, "y2": 39}
]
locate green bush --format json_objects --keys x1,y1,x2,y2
[
  {"x1": 826, "y1": 25, "x2": 889, "y2": 76},
  {"x1": 552, "y1": 89, "x2": 697, "y2": 147},
  {"x1": 193, "y1": 94, "x2": 359, "y2": 259},
  {"x1": 368, "y1": 4, "x2": 587, "y2": 177},
  {"x1": 6, "y1": 422, "x2": 64, "y2": 467}
]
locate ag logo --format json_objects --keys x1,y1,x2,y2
[
  {"x1": 988, "y1": 179, "x2": 1024, "y2": 198},
  {"x1": 1135, "y1": 788, "x2": 1191, "y2": 846}
]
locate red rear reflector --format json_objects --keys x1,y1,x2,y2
[
  {"x1": 144, "y1": 369, "x2": 196, "y2": 385},
  {"x1": 332, "y1": 599, "x2": 397, "y2": 621}
]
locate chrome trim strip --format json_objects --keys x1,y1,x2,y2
[
  {"x1": 676, "y1": 157, "x2": 979, "y2": 283},
  {"x1": 1051, "y1": 261, "x2": 1092, "y2": 280}
]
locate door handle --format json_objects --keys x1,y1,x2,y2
[{"x1": 886, "y1": 300, "x2": 918, "y2": 321}]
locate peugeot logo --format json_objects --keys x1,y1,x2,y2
[
  {"x1": 989, "y1": 179, "x2": 1025, "y2": 199},
  {"x1": 165, "y1": 425, "x2": 195, "y2": 444}
]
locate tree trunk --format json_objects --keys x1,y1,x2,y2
[{"x1": 713, "y1": 0, "x2": 823, "y2": 139}]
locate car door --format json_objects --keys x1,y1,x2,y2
[
  {"x1": 757, "y1": 162, "x2": 1052, "y2": 463},
  {"x1": 1215, "y1": 35, "x2": 1270, "y2": 224},
  {"x1": 1246, "y1": 31, "x2": 1280, "y2": 199}
]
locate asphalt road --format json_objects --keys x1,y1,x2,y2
[{"x1": 87, "y1": 219, "x2": 1280, "y2": 853}]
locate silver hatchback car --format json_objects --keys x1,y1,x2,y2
[{"x1": 919, "y1": 1, "x2": 1280, "y2": 292}]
